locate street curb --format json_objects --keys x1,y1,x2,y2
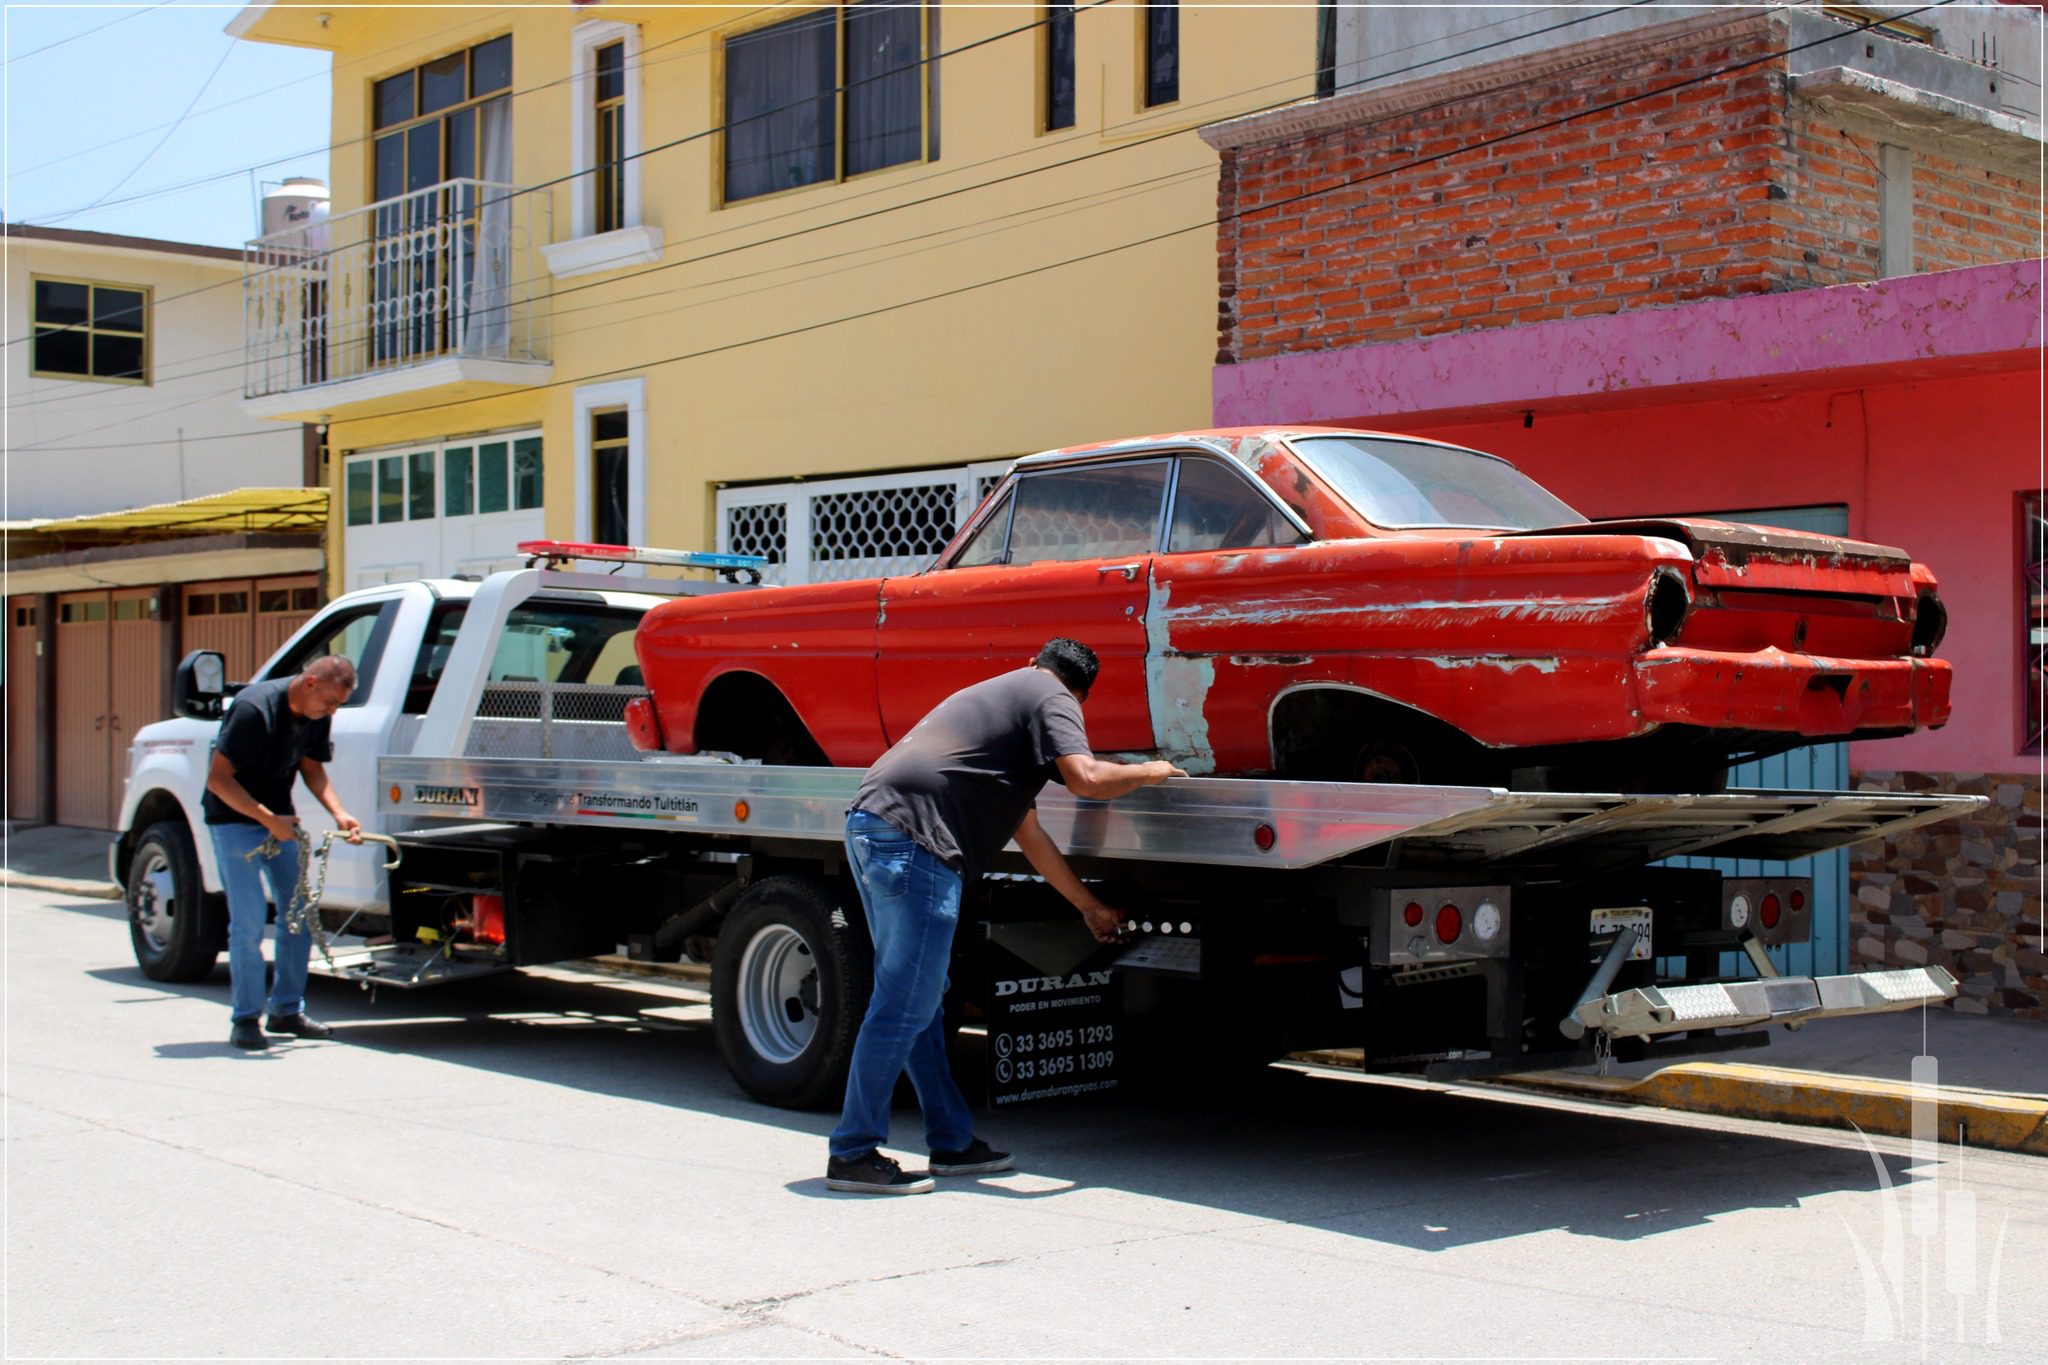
[
  {"x1": 0, "y1": 871, "x2": 121, "y2": 901},
  {"x1": 1499, "y1": 1062, "x2": 2048, "y2": 1157}
]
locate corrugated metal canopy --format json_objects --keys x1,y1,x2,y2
[{"x1": 3, "y1": 487, "x2": 327, "y2": 555}]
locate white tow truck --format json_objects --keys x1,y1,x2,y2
[{"x1": 114, "y1": 543, "x2": 1978, "y2": 1109}]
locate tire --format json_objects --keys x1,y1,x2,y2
[
  {"x1": 127, "y1": 820, "x2": 221, "y2": 983},
  {"x1": 711, "y1": 875, "x2": 872, "y2": 1109}
]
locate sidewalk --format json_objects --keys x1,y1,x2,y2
[
  {"x1": 9, "y1": 820, "x2": 2042, "y2": 1152},
  {"x1": 2, "y1": 821, "x2": 120, "y2": 900}
]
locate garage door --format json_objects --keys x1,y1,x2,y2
[
  {"x1": 7, "y1": 599, "x2": 41, "y2": 821},
  {"x1": 52, "y1": 588, "x2": 161, "y2": 829}
]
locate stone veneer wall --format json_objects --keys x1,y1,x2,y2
[{"x1": 1848, "y1": 772, "x2": 2045, "y2": 1021}]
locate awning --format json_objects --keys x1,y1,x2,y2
[{"x1": 3, "y1": 487, "x2": 329, "y2": 558}]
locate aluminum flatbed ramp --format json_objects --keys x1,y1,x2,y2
[{"x1": 381, "y1": 757, "x2": 1984, "y2": 873}]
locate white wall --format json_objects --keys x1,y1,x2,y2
[
  {"x1": 5, "y1": 238, "x2": 304, "y2": 520},
  {"x1": 1335, "y1": 3, "x2": 2042, "y2": 121}
]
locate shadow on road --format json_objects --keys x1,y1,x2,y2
[{"x1": 92, "y1": 956, "x2": 1918, "y2": 1250}]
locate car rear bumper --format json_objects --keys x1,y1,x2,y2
[{"x1": 1634, "y1": 648, "x2": 1951, "y2": 737}]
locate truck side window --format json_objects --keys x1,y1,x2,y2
[
  {"x1": 261, "y1": 600, "x2": 398, "y2": 707},
  {"x1": 1168, "y1": 458, "x2": 1307, "y2": 553},
  {"x1": 402, "y1": 604, "x2": 469, "y2": 714},
  {"x1": 489, "y1": 603, "x2": 642, "y2": 684},
  {"x1": 1007, "y1": 461, "x2": 1169, "y2": 563}
]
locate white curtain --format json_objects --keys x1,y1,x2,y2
[{"x1": 464, "y1": 97, "x2": 514, "y2": 356}]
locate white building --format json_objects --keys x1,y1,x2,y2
[{"x1": 4, "y1": 225, "x2": 323, "y2": 829}]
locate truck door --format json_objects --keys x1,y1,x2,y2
[
  {"x1": 876, "y1": 459, "x2": 1166, "y2": 752},
  {"x1": 249, "y1": 593, "x2": 406, "y2": 909}
]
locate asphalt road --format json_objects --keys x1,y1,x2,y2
[{"x1": 5, "y1": 882, "x2": 2043, "y2": 1362}]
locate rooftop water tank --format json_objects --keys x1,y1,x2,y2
[{"x1": 260, "y1": 177, "x2": 330, "y2": 242}]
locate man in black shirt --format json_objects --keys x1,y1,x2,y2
[
  {"x1": 203, "y1": 655, "x2": 363, "y2": 1050},
  {"x1": 826, "y1": 638, "x2": 1184, "y2": 1194}
]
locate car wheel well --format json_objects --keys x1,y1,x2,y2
[
  {"x1": 118, "y1": 789, "x2": 194, "y2": 888},
  {"x1": 695, "y1": 672, "x2": 829, "y2": 766},
  {"x1": 1270, "y1": 689, "x2": 1498, "y2": 785}
]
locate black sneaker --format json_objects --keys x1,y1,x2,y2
[
  {"x1": 265, "y1": 1013, "x2": 333, "y2": 1039},
  {"x1": 929, "y1": 1138, "x2": 1013, "y2": 1176},
  {"x1": 825, "y1": 1150, "x2": 935, "y2": 1195},
  {"x1": 229, "y1": 1018, "x2": 269, "y2": 1050}
]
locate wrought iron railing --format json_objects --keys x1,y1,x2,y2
[{"x1": 243, "y1": 179, "x2": 550, "y2": 400}]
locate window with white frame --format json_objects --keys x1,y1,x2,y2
[
  {"x1": 573, "y1": 378, "x2": 646, "y2": 558},
  {"x1": 718, "y1": 461, "x2": 1011, "y2": 585},
  {"x1": 542, "y1": 19, "x2": 662, "y2": 278},
  {"x1": 342, "y1": 431, "x2": 544, "y2": 586}
]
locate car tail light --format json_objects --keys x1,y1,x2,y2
[
  {"x1": 1253, "y1": 823, "x2": 1276, "y2": 852},
  {"x1": 1646, "y1": 568, "x2": 1692, "y2": 645},
  {"x1": 1759, "y1": 893, "x2": 1782, "y2": 930},
  {"x1": 1403, "y1": 901, "x2": 1424, "y2": 927},
  {"x1": 623, "y1": 696, "x2": 662, "y2": 752},
  {"x1": 1435, "y1": 904, "x2": 1463, "y2": 944},
  {"x1": 1790, "y1": 888, "x2": 1806, "y2": 913}
]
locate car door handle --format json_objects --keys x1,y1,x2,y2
[{"x1": 1097, "y1": 563, "x2": 1142, "y2": 581}]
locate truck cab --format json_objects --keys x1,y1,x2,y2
[{"x1": 111, "y1": 569, "x2": 668, "y2": 982}]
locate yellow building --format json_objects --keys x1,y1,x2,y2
[{"x1": 229, "y1": 1, "x2": 1315, "y2": 590}]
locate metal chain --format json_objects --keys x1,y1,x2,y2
[{"x1": 245, "y1": 825, "x2": 401, "y2": 976}]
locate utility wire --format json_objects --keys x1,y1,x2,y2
[
  {"x1": 15, "y1": 3, "x2": 1948, "y2": 454},
  {"x1": 4, "y1": 2, "x2": 166, "y2": 66},
  {"x1": 5, "y1": 0, "x2": 1649, "y2": 394},
  {"x1": 49, "y1": 40, "x2": 238, "y2": 223}
]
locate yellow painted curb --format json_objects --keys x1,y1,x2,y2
[{"x1": 1502, "y1": 1062, "x2": 2048, "y2": 1157}]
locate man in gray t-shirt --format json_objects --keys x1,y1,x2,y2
[{"x1": 826, "y1": 637, "x2": 1184, "y2": 1195}]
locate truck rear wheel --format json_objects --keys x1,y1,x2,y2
[
  {"x1": 712, "y1": 875, "x2": 872, "y2": 1109},
  {"x1": 127, "y1": 820, "x2": 221, "y2": 983}
]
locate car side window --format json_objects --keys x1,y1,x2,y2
[
  {"x1": 952, "y1": 487, "x2": 1013, "y2": 568},
  {"x1": 1168, "y1": 458, "x2": 1307, "y2": 553},
  {"x1": 261, "y1": 600, "x2": 398, "y2": 707},
  {"x1": 1006, "y1": 461, "x2": 1170, "y2": 563}
]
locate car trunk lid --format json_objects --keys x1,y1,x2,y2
[{"x1": 1507, "y1": 517, "x2": 1916, "y2": 595}]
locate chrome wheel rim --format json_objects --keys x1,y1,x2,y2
[
  {"x1": 736, "y1": 923, "x2": 818, "y2": 1065},
  {"x1": 131, "y1": 847, "x2": 177, "y2": 955}
]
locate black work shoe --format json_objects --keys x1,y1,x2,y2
[
  {"x1": 929, "y1": 1138, "x2": 1013, "y2": 1176},
  {"x1": 825, "y1": 1150, "x2": 935, "y2": 1195},
  {"x1": 264, "y1": 1012, "x2": 333, "y2": 1040},
  {"x1": 229, "y1": 1018, "x2": 269, "y2": 1050}
]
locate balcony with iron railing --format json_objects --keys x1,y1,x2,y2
[{"x1": 241, "y1": 180, "x2": 552, "y2": 421}]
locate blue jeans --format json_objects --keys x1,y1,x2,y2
[
  {"x1": 210, "y1": 822, "x2": 310, "y2": 1024},
  {"x1": 829, "y1": 810, "x2": 975, "y2": 1162}
]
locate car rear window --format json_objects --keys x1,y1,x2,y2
[{"x1": 1290, "y1": 436, "x2": 1584, "y2": 531}]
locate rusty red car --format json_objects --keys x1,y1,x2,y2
[{"x1": 633, "y1": 428, "x2": 1950, "y2": 792}]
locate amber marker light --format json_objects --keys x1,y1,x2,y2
[
  {"x1": 734, "y1": 800, "x2": 751, "y2": 823},
  {"x1": 389, "y1": 785, "x2": 401, "y2": 803}
]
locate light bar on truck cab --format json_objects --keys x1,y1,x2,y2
[{"x1": 517, "y1": 540, "x2": 768, "y2": 575}]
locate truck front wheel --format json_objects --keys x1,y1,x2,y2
[
  {"x1": 127, "y1": 820, "x2": 221, "y2": 983},
  {"x1": 712, "y1": 875, "x2": 872, "y2": 1109}
]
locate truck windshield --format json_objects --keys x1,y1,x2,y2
[{"x1": 1289, "y1": 436, "x2": 1585, "y2": 531}]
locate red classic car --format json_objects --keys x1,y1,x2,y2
[{"x1": 634, "y1": 428, "x2": 1950, "y2": 791}]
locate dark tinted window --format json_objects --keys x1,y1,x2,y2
[
  {"x1": 1168, "y1": 459, "x2": 1305, "y2": 552},
  {"x1": 1008, "y1": 461, "x2": 1169, "y2": 563},
  {"x1": 264, "y1": 600, "x2": 398, "y2": 707}
]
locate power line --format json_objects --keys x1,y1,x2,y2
[
  {"x1": 5, "y1": 0, "x2": 1648, "y2": 404},
  {"x1": 49, "y1": 40, "x2": 239, "y2": 223},
  {"x1": 14, "y1": 4, "x2": 1947, "y2": 455},
  {"x1": 4, "y1": 2, "x2": 166, "y2": 66}
]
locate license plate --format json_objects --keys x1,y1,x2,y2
[{"x1": 1591, "y1": 906, "x2": 1653, "y2": 961}]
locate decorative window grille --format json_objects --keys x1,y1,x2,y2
[{"x1": 718, "y1": 460, "x2": 1011, "y2": 585}]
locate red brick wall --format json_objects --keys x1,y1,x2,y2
[{"x1": 1217, "y1": 16, "x2": 2042, "y2": 363}]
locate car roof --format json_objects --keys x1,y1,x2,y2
[{"x1": 1010, "y1": 426, "x2": 1502, "y2": 472}]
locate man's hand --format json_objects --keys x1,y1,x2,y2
[
  {"x1": 1079, "y1": 901, "x2": 1127, "y2": 945},
  {"x1": 1144, "y1": 761, "x2": 1189, "y2": 786},
  {"x1": 258, "y1": 812, "x2": 297, "y2": 844},
  {"x1": 335, "y1": 812, "x2": 363, "y2": 844}
]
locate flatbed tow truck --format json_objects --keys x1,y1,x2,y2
[{"x1": 120, "y1": 543, "x2": 1978, "y2": 1110}]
